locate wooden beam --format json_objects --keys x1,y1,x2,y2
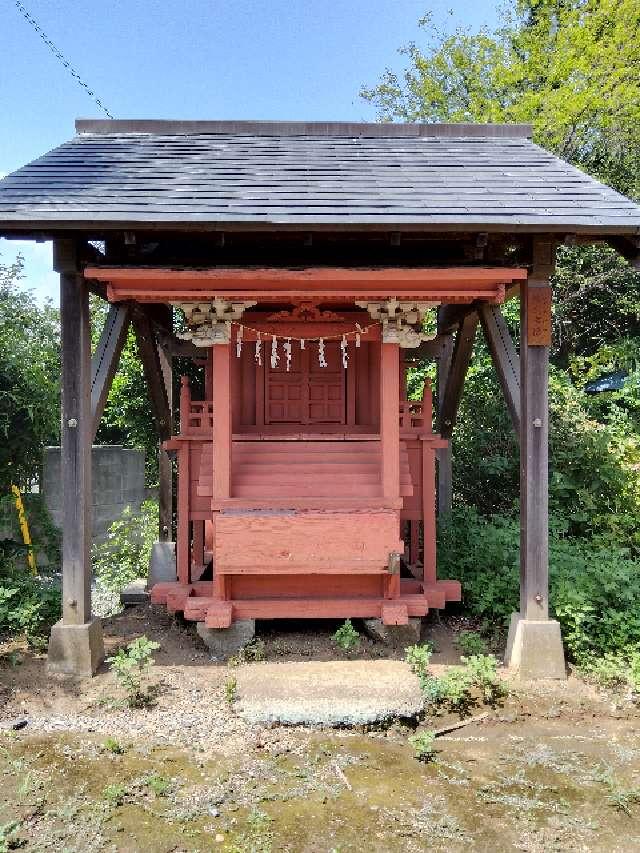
[
  {"x1": 90, "y1": 303, "x2": 131, "y2": 440},
  {"x1": 520, "y1": 238, "x2": 554, "y2": 619},
  {"x1": 131, "y1": 306, "x2": 172, "y2": 441},
  {"x1": 149, "y1": 305, "x2": 174, "y2": 541},
  {"x1": 439, "y1": 312, "x2": 479, "y2": 440},
  {"x1": 435, "y1": 325, "x2": 454, "y2": 514},
  {"x1": 55, "y1": 239, "x2": 92, "y2": 625},
  {"x1": 479, "y1": 303, "x2": 521, "y2": 436}
]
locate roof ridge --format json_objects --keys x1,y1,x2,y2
[{"x1": 74, "y1": 119, "x2": 533, "y2": 139}]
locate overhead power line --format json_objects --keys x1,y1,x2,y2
[{"x1": 14, "y1": 1, "x2": 114, "y2": 118}]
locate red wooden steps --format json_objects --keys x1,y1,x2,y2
[{"x1": 195, "y1": 439, "x2": 414, "y2": 500}]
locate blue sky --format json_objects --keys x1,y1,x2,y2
[{"x1": 0, "y1": 0, "x2": 499, "y2": 304}]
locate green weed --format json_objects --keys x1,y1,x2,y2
[
  {"x1": 408, "y1": 730, "x2": 436, "y2": 762},
  {"x1": 145, "y1": 774, "x2": 171, "y2": 797},
  {"x1": 456, "y1": 631, "x2": 487, "y2": 657},
  {"x1": 333, "y1": 620, "x2": 360, "y2": 652},
  {"x1": 102, "y1": 737, "x2": 125, "y2": 755},
  {"x1": 102, "y1": 783, "x2": 127, "y2": 805},
  {"x1": 225, "y1": 676, "x2": 238, "y2": 705},
  {"x1": 107, "y1": 635, "x2": 160, "y2": 709}
]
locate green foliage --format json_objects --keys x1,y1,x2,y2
[
  {"x1": 0, "y1": 820, "x2": 20, "y2": 853},
  {"x1": 102, "y1": 737, "x2": 125, "y2": 755},
  {"x1": 228, "y1": 638, "x2": 266, "y2": 667},
  {"x1": 93, "y1": 501, "x2": 158, "y2": 594},
  {"x1": 225, "y1": 675, "x2": 238, "y2": 705},
  {"x1": 0, "y1": 493, "x2": 61, "y2": 572},
  {"x1": 0, "y1": 255, "x2": 60, "y2": 491},
  {"x1": 427, "y1": 666, "x2": 475, "y2": 714},
  {"x1": 362, "y1": 1, "x2": 640, "y2": 198},
  {"x1": 0, "y1": 559, "x2": 60, "y2": 648},
  {"x1": 438, "y1": 507, "x2": 640, "y2": 665},
  {"x1": 597, "y1": 770, "x2": 640, "y2": 815},
  {"x1": 462, "y1": 655, "x2": 506, "y2": 705},
  {"x1": 90, "y1": 297, "x2": 162, "y2": 485},
  {"x1": 102, "y1": 783, "x2": 127, "y2": 805},
  {"x1": 405, "y1": 643, "x2": 432, "y2": 680},
  {"x1": 145, "y1": 774, "x2": 171, "y2": 797},
  {"x1": 580, "y1": 649, "x2": 640, "y2": 694},
  {"x1": 107, "y1": 636, "x2": 160, "y2": 708},
  {"x1": 456, "y1": 632, "x2": 488, "y2": 657},
  {"x1": 408, "y1": 730, "x2": 436, "y2": 762},
  {"x1": 333, "y1": 619, "x2": 360, "y2": 652}
]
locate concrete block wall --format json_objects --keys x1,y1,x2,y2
[{"x1": 43, "y1": 445, "x2": 146, "y2": 543}]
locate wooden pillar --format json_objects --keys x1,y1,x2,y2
[
  {"x1": 519, "y1": 265, "x2": 552, "y2": 618},
  {"x1": 436, "y1": 330, "x2": 454, "y2": 514},
  {"x1": 422, "y1": 445, "x2": 437, "y2": 585},
  {"x1": 505, "y1": 237, "x2": 566, "y2": 679},
  {"x1": 58, "y1": 240, "x2": 93, "y2": 625},
  {"x1": 47, "y1": 239, "x2": 104, "y2": 676},
  {"x1": 380, "y1": 341, "x2": 400, "y2": 500},
  {"x1": 212, "y1": 342, "x2": 232, "y2": 500},
  {"x1": 148, "y1": 306, "x2": 174, "y2": 541}
]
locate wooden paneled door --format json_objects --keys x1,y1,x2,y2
[{"x1": 265, "y1": 341, "x2": 346, "y2": 425}]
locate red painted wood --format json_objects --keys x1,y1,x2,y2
[
  {"x1": 92, "y1": 265, "x2": 526, "y2": 306},
  {"x1": 212, "y1": 343, "x2": 232, "y2": 500},
  {"x1": 177, "y1": 442, "x2": 190, "y2": 584},
  {"x1": 422, "y1": 443, "x2": 437, "y2": 586},
  {"x1": 380, "y1": 342, "x2": 400, "y2": 500},
  {"x1": 381, "y1": 601, "x2": 409, "y2": 625},
  {"x1": 214, "y1": 510, "x2": 403, "y2": 573}
]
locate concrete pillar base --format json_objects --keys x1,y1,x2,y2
[
  {"x1": 196, "y1": 619, "x2": 256, "y2": 659},
  {"x1": 504, "y1": 613, "x2": 566, "y2": 679},
  {"x1": 47, "y1": 618, "x2": 105, "y2": 677}
]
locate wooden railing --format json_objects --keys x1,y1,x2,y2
[
  {"x1": 399, "y1": 380, "x2": 433, "y2": 435},
  {"x1": 179, "y1": 376, "x2": 214, "y2": 436}
]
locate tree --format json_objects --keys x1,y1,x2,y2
[
  {"x1": 362, "y1": 0, "x2": 640, "y2": 197},
  {"x1": 366, "y1": 1, "x2": 640, "y2": 550},
  {"x1": 0, "y1": 255, "x2": 60, "y2": 491}
]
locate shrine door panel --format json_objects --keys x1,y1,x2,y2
[{"x1": 265, "y1": 342, "x2": 345, "y2": 425}]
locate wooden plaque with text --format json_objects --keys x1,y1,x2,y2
[{"x1": 527, "y1": 285, "x2": 552, "y2": 346}]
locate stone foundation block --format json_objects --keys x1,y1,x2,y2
[
  {"x1": 149, "y1": 541, "x2": 176, "y2": 586},
  {"x1": 120, "y1": 579, "x2": 150, "y2": 606},
  {"x1": 362, "y1": 616, "x2": 422, "y2": 647},
  {"x1": 47, "y1": 618, "x2": 105, "y2": 677},
  {"x1": 196, "y1": 619, "x2": 256, "y2": 659},
  {"x1": 504, "y1": 613, "x2": 566, "y2": 679}
]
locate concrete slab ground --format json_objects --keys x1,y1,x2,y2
[{"x1": 235, "y1": 659, "x2": 423, "y2": 726}]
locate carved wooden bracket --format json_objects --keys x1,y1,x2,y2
[
  {"x1": 266, "y1": 301, "x2": 345, "y2": 322},
  {"x1": 355, "y1": 299, "x2": 438, "y2": 347},
  {"x1": 173, "y1": 298, "x2": 256, "y2": 345}
]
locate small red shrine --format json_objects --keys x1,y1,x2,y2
[{"x1": 89, "y1": 265, "x2": 524, "y2": 628}]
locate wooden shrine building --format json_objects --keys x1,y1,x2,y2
[{"x1": 1, "y1": 120, "x2": 639, "y2": 677}]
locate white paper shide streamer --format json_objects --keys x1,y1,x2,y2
[
  {"x1": 341, "y1": 335, "x2": 348, "y2": 368},
  {"x1": 255, "y1": 331, "x2": 262, "y2": 366},
  {"x1": 236, "y1": 324, "x2": 243, "y2": 357},
  {"x1": 284, "y1": 337, "x2": 292, "y2": 372},
  {"x1": 270, "y1": 334, "x2": 279, "y2": 369},
  {"x1": 318, "y1": 338, "x2": 327, "y2": 368}
]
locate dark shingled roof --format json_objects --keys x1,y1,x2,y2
[{"x1": 1, "y1": 120, "x2": 639, "y2": 234}]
